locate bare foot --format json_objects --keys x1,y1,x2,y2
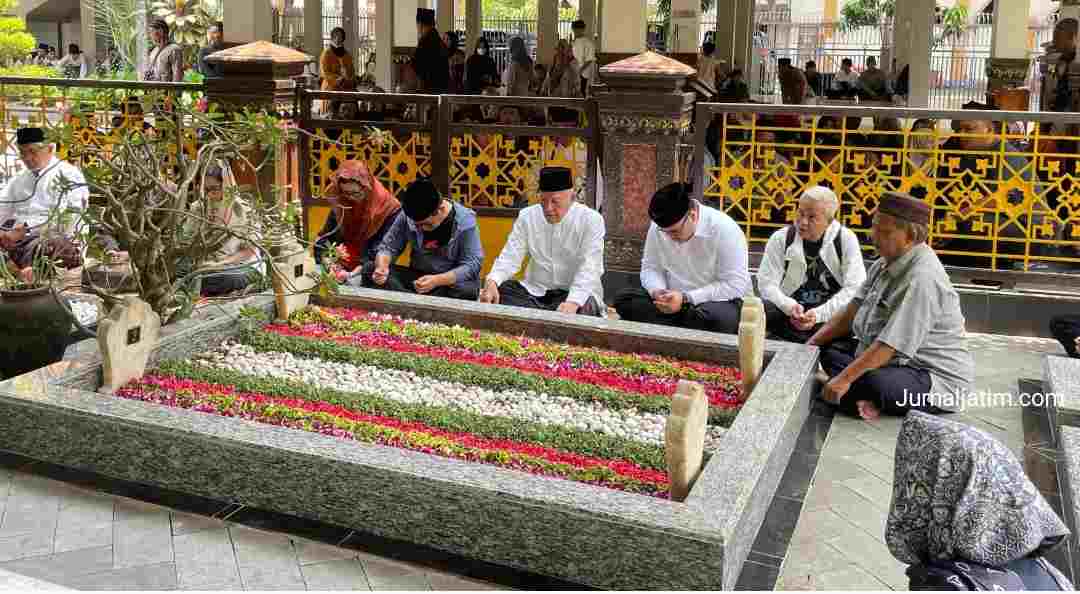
[{"x1": 856, "y1": 400, "x2": 881, "y2": 421}]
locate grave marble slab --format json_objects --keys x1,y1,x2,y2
[{"x1": 0, "y1": 289, "x2": 819, "y2": 590}]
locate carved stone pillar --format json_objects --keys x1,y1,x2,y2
[{"x1": 595, "y1": 52, "x2": 696, "y2": 274}]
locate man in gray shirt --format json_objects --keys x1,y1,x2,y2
[{"x1": 808, "y1": 192, "x2": 973, "y2": 420}]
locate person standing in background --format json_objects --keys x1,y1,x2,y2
[
  {"x1": 465, "y1": 37, "x2": 498, "y2": 94},
  {"x1": 412, "y1": 8, "x2": 449, "y2": 94},
  {"x1": 571, "y1": 20, "x2": 597, "y2": 97},
  {"x1": 197, "y1": 22, "x2": 226, "y2": 78},
  {"x1": 143, "y1": 19, "x2": 184, "y2": 82}
]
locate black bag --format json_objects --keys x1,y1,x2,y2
[{"x1": 908, "y1": 558, "x2": 1071, "y2": 591}]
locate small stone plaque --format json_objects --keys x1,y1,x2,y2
[
  {"x1": 665, "y1": 380, "x2": 708, "y2": 502},
  {"x1": 271, "y1": 246, "x2": 318, "y2": 322},
  {"x1": 98, "y1": 296, "x2": 161, "y2": 395}
]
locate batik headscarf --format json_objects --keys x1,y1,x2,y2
[
  {"x1": 886, "y1": 411, "x2": 1070, "y2": 567},
  {"x1": 327, "y1": 160, "x2": 399, "y2": 266}
]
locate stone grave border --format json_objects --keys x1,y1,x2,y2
[{"x1": 0, "y1": 288, "x2": 818, "y2": 589}]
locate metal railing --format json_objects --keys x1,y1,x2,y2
[
  {"x1": 0, "y1": 77, "x2": 205, "y2": 189},
  {"x1": 749, "y1": 15, "x2": 1054, "y2": 111},
  {"x1": 692, "y1": 102, "x2": 1080, "y2": 273},
  {"x1": 295, "y1": 89, "x2": 599, "y2": 226}
]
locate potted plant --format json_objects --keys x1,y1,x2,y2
[{"x1": 0, "y1": 230, "x2": 80, "y2": 378}]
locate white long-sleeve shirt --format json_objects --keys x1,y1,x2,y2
[
  {"x1": 756, "y1": 220, "x2": 867, "y2": 324},
  {"x1": 0, "y1": 156, "x2": 88, "y2": 234},
  {"x1": 572, "y1": 37, "x2": 597, "y2": 82},
  {"x1": 640, "y1": 202, "x2": 751, "y2": 304},
  {"x1": 57, "y1": 54, "x2": 90, "y2": 78},
  {"x1": 486, "y1": 202, "x2": 605, "y2": 307}
]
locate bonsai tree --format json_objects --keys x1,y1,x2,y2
[{"x1": 55, "y1": 91, "x2": 299, "y2": 324}]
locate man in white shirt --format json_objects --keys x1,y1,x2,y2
[
  {"x1": 480, "y1": 166, "x2": 605, "y2": 316},
  {"x1": 831, "y1": 58, "x2": 859, "y2": 97},
  {"x1": 0, "y1": 128, "x2": 88, "y2": 281},
  {"x1": 571, "y1": 20, "x2": 597, "y2": 97},
  {"x1": 757, "y1": 186, "x2": 866, "y2": 345},
  {"x1": 614, "y1": 182, "x2": 751, "y2": 334},
  {"x1": 56, "y1": 44, "x2": 90, "y2": 79}
]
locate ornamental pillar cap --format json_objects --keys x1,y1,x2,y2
[
  {"x1": 598, "y1": 51, "x2": 697, "y2": 93},
  {"x1": 205, "y1": 41, "x2": 314, "y2": 108}
]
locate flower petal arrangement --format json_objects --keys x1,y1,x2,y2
[{"x1": 117, "y1": 306, "x2": 747, "y2": 499}]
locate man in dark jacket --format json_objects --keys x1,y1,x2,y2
[
  {"x1": 197, "y1": 22, "x2": 226, "y2": 78},
  {"x1": 412, "y1": 8, "x2": 449, "y2": 94}
]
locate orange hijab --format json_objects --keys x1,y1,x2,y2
[{"x1": 327, "y1": 160, "x2": 400, "y2": 252}]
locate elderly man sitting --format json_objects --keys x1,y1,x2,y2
[
  {"x1": 614, "y1": 182, "x2": 751, "y2": 334},
  {"x1": 809, "y1": 192, "x2": 973, "y2": 421},
  {"x1": 480, "y1": 167, "x2": 605, "y2": 315},
  {"x1": 0, "y1": 127, "x2": 87, "y2": 283},
  {"x1": 758, "y1": 186, "x2": 866, "y2": 344},
  {"x1": 367, "y1": 178, "x2": 483, "y2": 300}
]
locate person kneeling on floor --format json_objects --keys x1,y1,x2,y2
[
  {"x1": 613, "y1": 182, "x2": 751, "y2": 334},
  {"x1": 889, "y1": 411, "x2": 1073, "y2": 590},
  {"x1": 479, "y1": 166, "x2": 605, "y2": 316},
  {"x1": 365, "y1": 178, "x2": 483, "y2": 300},
  {"x1": 758, "y1": 185, "x2": 866, "y2": 345},
  {"x1": 808, "y1": 191, "x2": 973, "y2": 420}
]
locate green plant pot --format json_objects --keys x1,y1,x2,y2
[{"x1": 0, "y1": 286, "x2": 72, "y2": 380}]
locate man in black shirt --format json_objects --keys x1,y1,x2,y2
[
  {"x1": 412, "y1": 8, "x2": 449, "y2": 94},
  {"x1": 197, "y1": 22, "x2": 226, "y2": 78}
]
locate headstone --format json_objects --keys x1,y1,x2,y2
[
  {"x1": 271, "y1": 247, "x2": 317, "y2": 322},
  {"x1": 665, "y1": 380, "x2": 708, "y2": 502},
  {"x1": 739, "y1": 296, "x2": 766, "y2": 396},
  {"x1": 97, "y1": 296, "x2": 161, "y2": 395}
]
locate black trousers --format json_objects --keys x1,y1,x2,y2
[
  {"x1": 820, "y1": 344, "x2": 936, "y2": 417},
  {"x1": 764, "y1": 300, "x2": 860, "y2": 353},
  {"x1": 361, "y1": 264, "x2": 479, "y2": 301},
  {"x1": 1050, "y1": 314, "x2": 1080, "y2": 358},
  {"x1": 613, "y1": 287, "x2": 742, "y2": 334},
  {"x1": 200, "y1": 268, "x2": 256, "y2": 297},
  {"x1": 497, "y1": 280, "x2": 602, "y2": 316}
]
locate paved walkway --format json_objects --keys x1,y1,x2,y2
[
  {"x1": 777, "y1": 332, "x2": 1069, "y2": 590},
  {"x1": 0, "y1": 332, "x2": 1070, "y2": 590}
]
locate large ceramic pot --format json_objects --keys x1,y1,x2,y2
[{"x1": 0, "y1": 286, "x2": 71, "y2": 379}]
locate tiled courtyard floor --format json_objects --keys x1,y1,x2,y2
[{"x1": 0, "y1": 332, "x2": 1072, "y2": 591}]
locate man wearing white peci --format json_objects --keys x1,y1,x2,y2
[
  {"x1": 613, "y1": 182, "x2": 752, "y2": 334},
  {"x1": 757, "y1": 186, "x2": 866, "y2": 345},
  {"x1": 480, "y1": 166, "x2": 605, "y2": 316}
]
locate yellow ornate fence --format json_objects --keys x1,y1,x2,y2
[
  {"x1": 0, "y1": 78, "x2": 204, "y2": 187},
  {"x1": 693, "y1": 103, "x2": 1080, "y2": 272},
  {"x1": 298, "y1": 91, "x2": 598, "y2": 215}
]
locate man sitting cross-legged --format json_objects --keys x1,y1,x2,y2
[
  {"x1": 809, "y1": 192, "x2": 973, "y2": 421},
  {"x1": 479, "y1": 166, "x2": 604, "y2": 316},
  {"x1": 365, "y1": 178, "x2": 483, "y2": 300},
  {"x1": 613, "y1": 182, "x2": 751, "y2": 334},
  {"x1": 0, "y1": 127, "x2": 88, "y2": 282},
  {"x1": 757, "y1": 185, "x2": 866, "y2": 345}
]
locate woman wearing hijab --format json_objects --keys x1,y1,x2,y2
[
  {"x1": 503, "y1": 37, "x2": 533, "y2": 97},
  {"x1": 445, "y1": 31, "x2": 467, "y2": 95},
  {"x1": 540, "y1": 39, "x2": 581, "y2": 98},
  {"x1": 320, "y1": 27, "x2": 355, "y2": 115},
  {"x1": 887, "y1": 412, "x2": 1073, "y2": 590},
  {"x1": 315, "y1": 161, "x2": 401, "y2": 284},
  {"x1": 465, "y1": 37, "x2": 498, "y2": 94}
]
